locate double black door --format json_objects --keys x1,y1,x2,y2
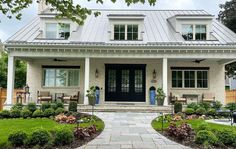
[{"x1": 105, "y1": 64, "x2": 146, "y2": 102}]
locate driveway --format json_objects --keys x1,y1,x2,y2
[{"x1": 78, "y1": 112, "x2": 189, "y2": 149}]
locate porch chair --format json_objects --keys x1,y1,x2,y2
[
  {"x1": 62, "y1": 91, "x2": 80, "y2": 103},
  {"x1": 169, "y1": 92, "x2": 187, "y2": 104},
  {"x1": 37, "y1": 91, "x2": 52, "y2": 103},
  {"x1": 202, "y1": 93, "x2": 215, "y2": 103}
]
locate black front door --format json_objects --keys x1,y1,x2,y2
[{"x1": 105, "y1": 64, "x2": 146, "y2": 102}]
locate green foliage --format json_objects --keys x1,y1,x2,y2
[
  {"x1": 0, "y1": 110, "x2": 11, "y2": 118},
  {"x1": 195, "y1": 107, "x2": 206, "y2": 115},
  {"x1": 197, "y1": 122, "x2": 209, "y2": 131},
  {"x1": 21, "y1": 109, "x2": 32, "y2": 118},
  {"x1": 43, "y1": 108, "x2": 54, "y2": 117},
  {"x1": 32, "y1": 109, "x2": 43, "y2": 118},
  {"x1": 51, "y1": 102, "x2": 64, "y2": 110},
  {"x1": 212, "y1": 101, "x2": 222, "y2": 110},
  {"x1": 195, "y1": 130, "x2": 218, "y2": 145},
  {"x1": 10, "y1": 109, "x2": 21, "y2": 118},
  {"x1": 184, "y1": 108, "x2": 195, "y2": 115},
  {"x1": 55, "y1": 108, "x2": 65, "y2": 115},
  {"x1": 11, "y1": 103, "x2": 24, "y2": 111},
  {"x1": 68, "y1": 102, "x2": 77, "y2": 112},
  {"x1": 199, "y1": 102, "x2": 211, "y2": 111},
  {"x1": 28, "y1": 129, "x2": 50, "y2": 146},
  {"x1": 0, "y1": 52, "x2": 26, "y2": 88},
  {"x1": 8, "y1": 131, "x2": 27, "y2": 147},
  {"x1": 41, "y1": 103, "x2": 51, "y2": 111},
  {"x1": 155, "y1": 88, "x2": 166, "y2": 106},
  {"x1": 187, "y1": 103, "x2": 199, "y2": 110},
  {"x1": 207, "y1": 108, "x2": 216, "y2": 116},
  {"x1": 174, "y1": 102, "x2": 182, "y2": 113},
  {"x1": 158, "y1": 114, "x2": 172, "y2": 123},
  {"x1": 225, "y1": 103, "x2": 236, "y2": 111},
  {"x1": 53, "y1": 127, "x2": 74, "y2": 146},
  {"x1": 216, "y1": 130, "x2": 235, "y2": 145},
  {"x1": 27, "y1": 103, "x2": 37, "y2": 113}
]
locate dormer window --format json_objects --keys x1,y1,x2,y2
[
  {"x1": 45, "y1": 23, "x2": 70, "y2": 39},
  {"x1": 181, "y1": 24, "x2": 207, "y2": 40},
  {"x1": 113, "y1": 24, "x2": 139, "y2": 41}
]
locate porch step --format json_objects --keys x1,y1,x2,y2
[{"x1": 73, "y1": 104, "x2": 173, "y2": 113}]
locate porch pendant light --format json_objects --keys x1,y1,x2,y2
[{"x1": 95, "y1": 69, "x2": 99, "y2": 78}]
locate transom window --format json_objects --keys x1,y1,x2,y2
[
  {"x1": 172, "y1": 69, "x2": 208, "y2": 89},
  {"x1": 43, "y1": 68, "x2": 79, "y2": 87},
  {"x1": 181, "y1": 24, "x2": 207, "y2": 40},
  {"x1": 45, "y1": 23, "x2": 70, "y2": 39},
  {"x1": 114, "y1": 24, "x2": 139, "y2": 40}
]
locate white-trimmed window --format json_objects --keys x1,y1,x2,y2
[
  {"x1": 171, "y1": 68, "x2": 208, "y2": 89},
  {"x1": 45, "y1": 23, "x2": 70, "y2": 39},
  {"x1": 43, "y1": 67, "x2": 79, "y2": 87},
  {"x1": 181, "y1": 24, "x2": 207, "y2": 40},
  {"x1": 113, "y1": 24, "x2": 139, "y2": 40}
]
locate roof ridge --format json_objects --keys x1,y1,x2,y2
[{"x1": 90, "y1": 9, "x2": 207, "y2": 12}]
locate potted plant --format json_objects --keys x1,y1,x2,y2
[
  {"x1": 155, "y1": 88, "x2": 166, "y2": 106},
  {"x1": 86, "y1": 86, "x2": 96, "y2": 106}
]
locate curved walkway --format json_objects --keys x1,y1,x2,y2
[{"x1": 78, "y1": 112, "x2": 189, "y2": 149}]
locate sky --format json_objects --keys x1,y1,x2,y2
[{"x1": 0, "y1": 0, "x2": 227, "y2": 42}]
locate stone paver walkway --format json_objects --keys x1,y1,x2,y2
[{"x1": 78, "y1": 112, "x2": 189, "y2": 149}]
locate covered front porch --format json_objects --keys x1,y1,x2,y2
[{"x1": 5, "y1": 56, "x2": 227, "y2": 107}]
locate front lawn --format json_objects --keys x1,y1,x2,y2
[{"x1": 0, "y1": 118, "x2": 74, "y2": 146}]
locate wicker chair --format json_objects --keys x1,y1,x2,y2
[
  {"x1": 202, "y1": 93, "x2": 215, "y2": 103},
  {"x1": 169, "y1": 92, "x2": 187, "y2": 104},
  {"x1": 62, "y1": 91, "x2": 80, "y2": 103}
]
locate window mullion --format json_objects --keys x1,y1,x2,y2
[
  {"x1": 195, "y1": 71, "x2": 197, "y2": 88},
  {"x1": 125, "y1": 25, "x2": 127, "y2": 40},
  {"x1": 182, "y1": 70, "x2": 184, "y2": 88}
]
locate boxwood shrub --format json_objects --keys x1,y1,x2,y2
[
  {"x1": 185, "y1": 108, "x2": 195, "y2": 115},
  {"x1": 10, "y1": 109, "x2": 21, "y2": 118},
  {"x1": 195, "y1": 130, "x2": 218, "y2": 145},
  {"x1": 1, "y1": 110, "x2": 11, "y2": 118},
  {"x1": 68, "y1": 102, "x2": 77, "y2": 112},
  {"x1": 187, "y1": 102, "x2": 199, "y2": 110},
  {"x1": 11, "y1": 103, "x2": 24, "y2": 111},
  {"x1": 195, "y1": 107, "x2": 206, "y2": 115},
  {"x1": 215, "y1": 130, "x2": 236, "y2": 145},
  {"x1": 174, "y1": 102, "x2": 182, "y2": 113},
  {"x1": 21, "y1": 109, "x2": 32, "y2": 118},
  {"x1": 32, "y1": 109, "x2": 43, "y2": 118},
  {"x1": 43, "y1": 108, "x2": 55, "y2": 117},
  {"x1": 8, "y1": 131, "x2": 27, "y2": 147},
  {"x1": 53, "y1": 127, "x2": 74, "y2": 146},
  {"x1": 27, "y1": 129, "x2": 51, "y2": 146},
  {"x1": 207, "y1": 108, "x2": 216, "y2": 116},
  {"x1": 27, "y1": 103, "x2": 37, "y2": 113},
  {"x1": 55, "y1": 108, "x2": 65, "y2": 115}
]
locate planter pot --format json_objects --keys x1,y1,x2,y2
[
  {"x1": 88, "y1": 97, "x2": 96, "y2": 106},
  {"x1": 157, "y1": 98, "x2": 164, "y2": 106}
]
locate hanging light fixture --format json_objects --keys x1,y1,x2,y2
[
  {"x1": 95, "y1": 69, "x2": 99, "y2": 78},
  {"x1": 153, "y1": 69, "x2": 156, "y2": 79}
]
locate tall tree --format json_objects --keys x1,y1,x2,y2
[
  {"x1": 0, "y1": 0, "x2": 157, "y2": 25},
  {"x1": 0, "y1": 52, "x2": 27, "y2": 88},
  {"x1": 219, "y1": 0, "x2": 236, "y2": 77}
]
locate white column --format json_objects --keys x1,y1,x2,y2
[
  {"x1": 6, "y1": 56, "x2": 15, "y2": 105},
  {"x1": 162, "y1": 58, "x2": 168, "y2": 106},
  {"x1": 84, "y1": 57, "x2": 90, "y2": 105}
]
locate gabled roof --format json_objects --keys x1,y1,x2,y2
[{"x1": 5, "y1": 9, "x2": 236, "y2": 47}]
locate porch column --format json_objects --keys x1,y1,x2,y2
[
  {"x1": 162, "y1": 58, "x2": 168, "y2": 106},
  {"x1": 84, "y1": 57, "x2": 90, "y2": 105},
  {"x1": 6, "y1": 56, "x2": 15, "y2": 105}
]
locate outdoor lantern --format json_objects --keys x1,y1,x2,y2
[
  {"x1": 95, "y1": 69, "x2": 99, "y2": 78},
  {"x1": 153, "y1": 69, "x2": 156, "y2": 79},
  {"x1": 24, "y1": 84, "x2": 30, "y2": 93}
]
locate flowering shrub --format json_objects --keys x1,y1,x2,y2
[{"x1": 74, "y1": 125, "x2": 97, "y2": 140}]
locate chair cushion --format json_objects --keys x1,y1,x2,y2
[
  {"x1": 38, "y1": 97, "x2": 52, "y2": 100},
  {"x1": 203, "y1": 98, "x2": 214, "y2": 102},
  {"x1": 63, "y1": 96, "x2": 71, "y2": 100},
  {"x1": 177, "y1": 98, "x2": 187, "y2": 101}
]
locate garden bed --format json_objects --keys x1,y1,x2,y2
[
  {"x1": 0, "y1": 102, "x2": 105, "y2": 149},
  {"x1": 151, "y1": 102, "x2": 236, "y2": 149}
]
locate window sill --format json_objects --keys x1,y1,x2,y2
[
  {"x1": 171, "y1": 87, "x2": 209, "y2": 90},
  {"x1": 42, "y1": 86, "x2": 80, "y2": 89}
]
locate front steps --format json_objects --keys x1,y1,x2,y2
[{"x1": 74, "y1": 104, "x2": 173, "y2": 113}]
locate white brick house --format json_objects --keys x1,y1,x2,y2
[{"x1": 4, "y1": 5, "x2": 236, "y2": 106}]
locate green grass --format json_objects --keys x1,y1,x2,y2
[
  {"x1": 151, "y1": 118, "x2": 236, "y2": 132},
  {"x1": 0, "y1": 117, "x2": 104, "y2": 147}
]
